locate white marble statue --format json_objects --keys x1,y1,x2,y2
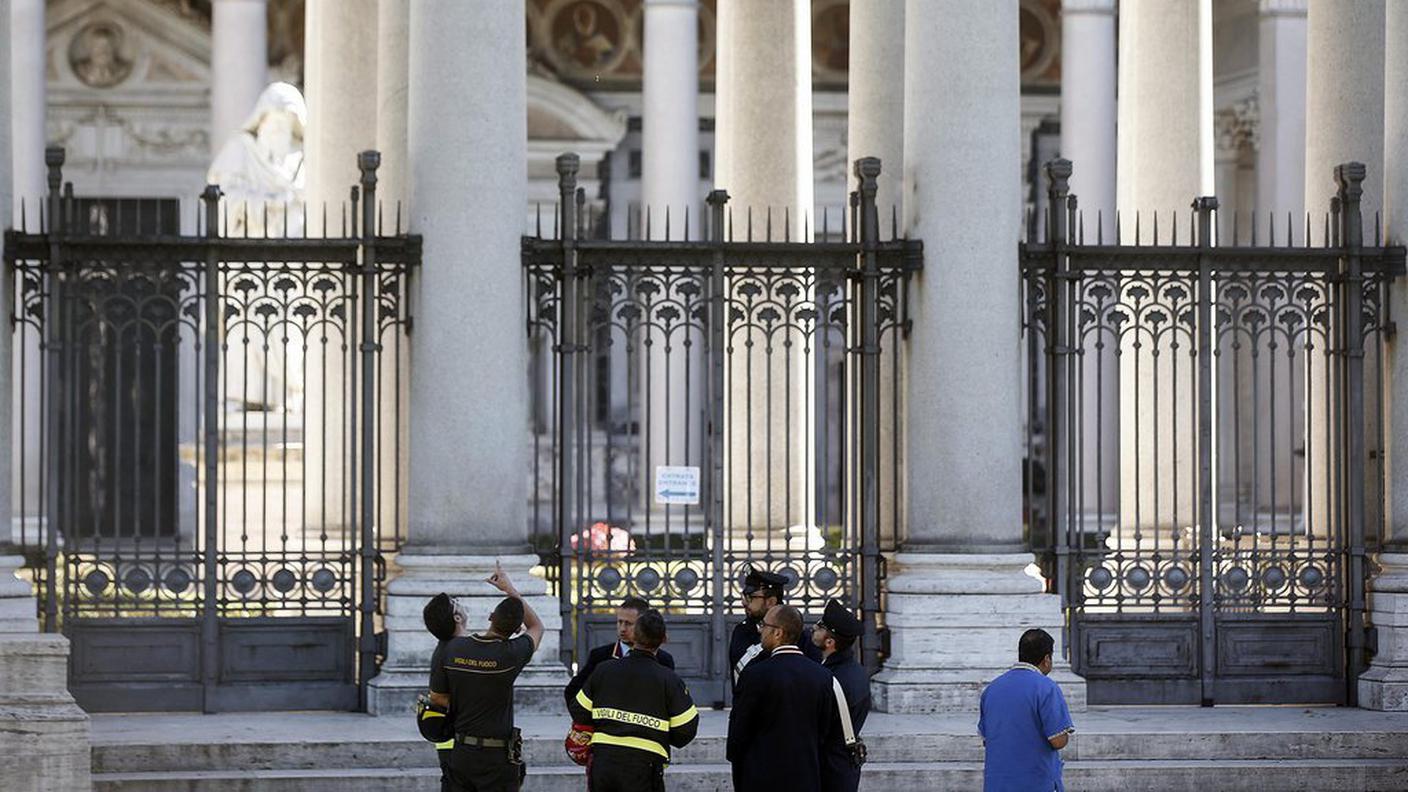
[{"x1": 207, "y1": 82, "x2": 308, "y2": 415}]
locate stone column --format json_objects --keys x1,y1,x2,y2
[
  {"x1": 715, "y1": 0, "x2": 814, "y2": 531},
  {"x1": 9, "y1": 0, "x2": 44, "y2": 545},
  {"x1": 847, "y1": 0, "x2": 905, "y2": 547},
  {"x1": 1116, "y1": 0, "x2": 1211, "y2": 539},
  {"x1": 302, "y1": 0, "x2": 377, "y2": 530},
  {"x1": 375, "y1": 0, "x2": 409, "y2": 210},
  {"x1": 1304, "y1": 0, "x2": 1384, "y2": 542},
  {"x1": 210, "y1": 0, "x2": 269, "y2": 155},
  {"x1": 1258, "y1": 0, "x2": 1307, "y2": 221},
  {"x1": 872, "y1": 0, "x2": 1082, "y2": 713},
  {"x1": 0, "y1": 12, "x2": 91, "y2": 783},
  {"x1": 366, "y1": 0, "x2": 566, "y2": 715},
  {"x1": 641, "y1": 0, "x2": 701, "y2": 510},
  {"x1": 1361, "y1": 0, "x2": 1408, "y2": 712},
  {"x1": 1059, "y1": 0, "x2": 1118, "y2": 535},
  {"x1": 374, "y1": 0, "x2": 410, "y2": 543}
]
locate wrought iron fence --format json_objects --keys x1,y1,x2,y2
[
  {"x1": 524, "y1": 154, "x2": 918, "y2": 700},
  {"x1": 1022, "y1": 158, "x2": 1404, "y2": 705},
  {"x1": 4, "y1": 147, "x2": 417, "y2": 711}
]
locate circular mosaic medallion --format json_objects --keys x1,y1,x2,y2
[
  {"x1": 1126, "y1": 566, "x2": 1152, "y2": 590},
  {"x1": 1163, "y1": 566, "x2": 1190, "y2": 591},
  {"x1": 163, "y1": 568, "x2": 192, "y2": 594},
  {"x1": 230, "y1": 569, "x2": 258, "y2": 596},
  {"x1": 1088, "y1": 566, "x2": 1114, "y2": 591},
  {"x1": 1262, "y1": 566, "x2": 1288, "y2": 589},
  {"x1": 673, "y1": 568, "x2": 700, "y2": 593},
  {"x1": 271, "y1": 568, "x2": 298, "y2": 594},
  {"x1": 84, "y1": 570, "x2": 110, "y2": 596},
  {"x1": 635, "y1": 567, "x2": 661, "y2": 592},
  {"x1": 123, "y1": 567, "x2": 152, "y2": 594},
  {"x1": 310, "y1": 567, "x2": 338, "y2": 594},
  {"x1": 597, "y1": 567, "x2": 623, "y2": 592},
  {"x1": 1224, "y1": 566, "x2": 1250, "y2": 592},
  {"x1": 1299, "y1": 565, "x2": 1325, "y2": 588}
]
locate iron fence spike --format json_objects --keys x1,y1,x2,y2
[
  {"x1": 684, "y1": 205, "x2": 690, "y2": 241},
  {"x1": 892, "y1": 205, "x2": 899, "y2": 241},
  {"x1": 1376, "y1": 211, "x2": 1382, "y2": 247},
  {"x1": 1171, "y1": 210, "x2": 1178, "y2": 246},
  {"x1": 1097, "y1": 209, "x2": 1104, "y2": 245},
  {"x1": 1232, "y1": 210, "x2": 1239, "y2": 246},
  {"x1": 1286, "y1": 211, "x2": 1293, "y2": 247},
  {"x1": 1153, "y1": 210, "x2": 1159, "y2": 246}
]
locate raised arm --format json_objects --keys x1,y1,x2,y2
[{"x1": 487, "y1": 561, "x2": 544, "y2": 649}]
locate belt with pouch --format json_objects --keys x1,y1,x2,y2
[{"x1": 456, "y1": 734, "x2": 508, "y2": 749}]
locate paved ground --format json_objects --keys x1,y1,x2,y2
[{"x1": 90, "y1": 705, "x2": 1408, "y2": 746}]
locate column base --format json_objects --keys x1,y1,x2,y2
[
  {"x1": 367, "y1": 551, "x2": 570, "y2": 716},
  {"x1": 0, "y1": 558, "x2": 91, "y2": 791},
  {"x1": 1360, "y1": 553, "x2": 1408, "y2": 711},
  {"x1": 872, "y1": 552, "x2": 1086, "y2": 713}
]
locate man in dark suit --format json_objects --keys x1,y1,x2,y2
[
  {"x1": 728, "y1": 569, "x2": 822, "y2": 687},
  {"x1": 727, "y1": 604, "x2": 838, "y2": 792},
  {"x1": 564, "y1": 596, "x2": 676, "y2": 709},
  {"x1": 812, "y1": 599, "x2": 871, "y2": 792}
]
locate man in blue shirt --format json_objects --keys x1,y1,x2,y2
[{"x1": 977, "y1": 629, "x2": 1075, "y2": 792}]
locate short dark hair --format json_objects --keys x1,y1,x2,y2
[
  {"x1": 773, "y1": 605, "x2": 803, "y2": 644},
  {"x1": 490, "y1": 597, "x2": 525, "y2": 637},
  {"x1": 633, "y1": 609, "x2": 667, "y2": 651},
  {"x1": 1018, "y1": 628, "x2": 1055, "y2": 665},
  {"x1": 423, "y1": 593, "x2": 456, "y2": 641},
  {"x1": 618, "y1": 596, "x2": 650, "y2": 614}
]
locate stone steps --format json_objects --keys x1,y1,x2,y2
[
  {"x1": 91, "y1": 759, "x2": 1408, "y2": 792},
  {"x1": 90, "y1": 728, "x2": 1408, "y2": 773},
  {"x1": 87, "y1": 708, "x2": 1408, "y2": 791}
]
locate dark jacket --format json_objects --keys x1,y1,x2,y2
[
  {"x1": 564, "y1": 642, "x2": 676, "y2": 713},
  {"x1": 567, "y1": 650, "x2": 699, "y2": 763},
  {"x1": 729, "y1": 618, "x2": 823, "y2": 685},
  {"x1": 727, "y1": 646, "x2": 839, "y2": 792},
  {"x1": 821, "y1": 647, "x2": 871, "y2": 792}
]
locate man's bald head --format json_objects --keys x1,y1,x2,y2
[{"x1": 768, "y1": 604, "x2": 804, "y2": 645}]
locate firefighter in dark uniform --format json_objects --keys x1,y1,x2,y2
[
  {"x1": 811, "y1": 599, "x2": 871, "y2": 792},
  {"x1": 568, "y1": 609, "x2": 700, "y2": 792},
  {"x1": 729, "y1": 568, "x2": 822, "y2": 687},
  {"x1": 426, "y1": 562, "x2": 545, "y2": 792},
  {"x1": 727, "y1": 604, "x2": 839, "y2": 792}
]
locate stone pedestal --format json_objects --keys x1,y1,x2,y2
[
  {"x1": 367, "y1": 553, "x2": 568, "y2": 716},
  {"x1": 872, "y1": 553, "x2": 1085, "y2": 713},
  {"x1": 0, "y1": 557, "x2": 91, "y2": 791},
  {"x1": 1360, "y1": 553, "x2": 1408, "y2": 710}
]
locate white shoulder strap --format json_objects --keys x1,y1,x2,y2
[
  {"x1": 832, "y1": 677, "x2": 857, "y2": 746},
  {"x1": 733, "y1": 643, "x2": 764, "y2": 682}
]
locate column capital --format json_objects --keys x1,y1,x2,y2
[
  {"x1": 1062, "y1": 0, "x2": 1115, "y2": 15},
  {"x1": 1259, "y1": 0, "x2": 1308, "y2": 17},
  {"x1": 644, "y1": 0, "x2": 698, "y2": 7}
]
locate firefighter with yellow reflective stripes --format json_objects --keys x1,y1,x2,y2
[{"x1": 568, "y1": 609, "x2": 700, "y2": 791}]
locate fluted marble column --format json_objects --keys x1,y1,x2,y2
[
  {"x1": 1304, "y1": 0, "x2": 1384, "y2": 545},
  {"x1": 1060, "y1": 0, "x2": 1118, "y2": 534},
  {"x1": 715, "y1": 0, "x2": 814, "y2": 531},
  {"x1": 302, "y1": 0, "x2": 377, "y2": 530},
  {"x1": 1116, "y1": 0, "x2": 1212, "y2": 537},
  {"x1": 9, "y1": 0, "x2": 44, "y2": 544},
  {"x1": 366, "y1": 0, "x2": 566, "y2": 715},
  {"x1": 375, "y1": 0, "x2": 409, "y2": 211},
  {"x1": 873, "y1": 0, "x2": 1082, "y2": 713},
  {"x1": 1258, "y1": 0, "x2": 1307, "y2": 222},
  {"x1": 847, "y1": 0, "x2": 905, "y2": 546},
  {"x1": 641, "y1": 0, "x2": 701, "y2": 507},
  {"x1": 1362, "y1": 0, "x2": 1408, "y2": 712},
  {"x1": 210, "y1": 0, "x2": 269, "y2": 154}
]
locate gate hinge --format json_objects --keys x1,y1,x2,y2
[
  {"x1": 1364, "y1": 626, "x2": 1379, "y2": 657},
  {"x1": 375, "y1": 630, "x2": 389, "y2": 659},
  {"x1": 877, "y1": 625, "x2": 892, "y2": 661}
]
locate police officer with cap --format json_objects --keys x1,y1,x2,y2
[
  {"x1": 729, "y1": 567, "x2": 822, "y2": 685},
  {"x1": 811, "y1": 599, "x2": 871, "y2": 792}
]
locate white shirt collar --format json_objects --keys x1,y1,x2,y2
[
  {"x1": 1011, "y1": 661, "x2": 1044, "y2": 674},
  {"x1": 771, "y1": 645, "x2": 804, "y2": 656}
]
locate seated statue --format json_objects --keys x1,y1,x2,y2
[{"x1": 207, "y1": 82, "x2": 308, "y2": 414}]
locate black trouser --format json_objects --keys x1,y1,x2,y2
[
  {"x1": 438, "y1": 747, "x2": 454, "y2": 792},
  {"x1": 590, "y1": 747, "x2": 666, "y2": 792},
  {"x1": 446, "y1": 744, "x2": 522, "y2": 792}
]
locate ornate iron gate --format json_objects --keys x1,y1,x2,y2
[
  {"x1": 1023, "y1": 159, "x2": 1403, "y2": 705},
  {"x1": 5, "y1": 148, "x2": 417, "y2": 712},
  {"x1": 525, "y1": 154, "x2": 916, "y2": 705}
]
